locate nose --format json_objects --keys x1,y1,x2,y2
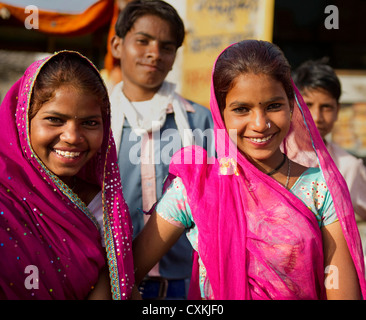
[
  {"x1": 146, "y1": 41, "x2": 161, "y2": 60},
  {"x1": 249, "y1": 110, "x2": 268, "y2": 132},
  {"x1": 60, "y1": 122, "x2": 83, "y2": 144},
  {"x1": 309, "y1": 106, "x2": 324, "y2": 124}
]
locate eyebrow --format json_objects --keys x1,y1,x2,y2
[
  {"x1": 41, "y1": 111, "x2": 102, "y2": 120},
  {"x1": 227, "y1": 101, "x2": 250, "y2": 109},
  {"x1": 134, "y1": 31, "x2": 176, "y2": 46},
  {"x1": 228, "y1": 96, "x2": 286, "y2": 109},
  {"x1": 264, "y1": 96, "x2": 286, "y2": 104}
]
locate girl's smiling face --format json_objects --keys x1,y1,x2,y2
[
  {"x1": 223, "y1": 73, "x2": 292, "y2": 171},
  {"x1": 30, "y1": 85, "x2": 104, "y2": 180}
]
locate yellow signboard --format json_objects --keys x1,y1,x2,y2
[{"x1": 180, "y1": 0, "x2": 275, "y2": 107}]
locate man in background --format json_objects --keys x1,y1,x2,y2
[
  {"x1": 109, "y1": 0, "x2": 214, "y2": 299},
  {"x1": 293, "y1": 59, "x2": 366, "y2": 220}
]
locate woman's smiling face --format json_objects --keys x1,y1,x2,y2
[
  {"x1": 223, "y1": 73, "x2": 292, "y2": 169},
  {"x1": 30, "y1": 85, "x2": 104, "y2": 179}
]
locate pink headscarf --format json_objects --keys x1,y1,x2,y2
[
  {"x1": 168, "y1": 42, "x2": 366, "y2": 299},
  {"x1": 0, "y1": 51, "x2": 134, "y2": 299}
]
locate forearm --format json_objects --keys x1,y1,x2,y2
[
  {"x1": 132, "y1": 211, "x2": 184, "y2": 285},
  {"x1": 322, "y1": 221, "x2": 361, "y2": 299}
]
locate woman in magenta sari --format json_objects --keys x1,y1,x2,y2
[
  {"x1": 0, "y1": 51, "x2": 134, "y2": 299},
  {"x1": 132, "y1": 40, "x2": 366, "y2": 299}
]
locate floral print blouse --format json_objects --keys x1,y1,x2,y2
[{"x1": 155, "y1": 167, "x2": 337, "y2": 298}]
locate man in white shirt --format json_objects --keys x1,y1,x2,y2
[
  {"x1": 109, "y1": 0, "x2": 214, "y2": 299},
  {"x1": 293, "y1": 60, "x2": 366, "y2": 221}
]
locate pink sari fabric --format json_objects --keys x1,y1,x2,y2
[
  {"x1": 0, "y1": 51, "x2": 134, "y2": 300},
  {"x1": 168, "y1": 45, "x2": 366, "y2": 300}
]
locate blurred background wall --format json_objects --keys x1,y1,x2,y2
[{"x1": 0, "y1": 0, "x2": 365, "y2": 158}]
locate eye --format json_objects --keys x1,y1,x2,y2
[
  {"x1": 322, "y1": 104, "x2": 336, "y2": 111},
  {"x1": 82, "y1": 120, "x2": 101, "y2": 127},
  {"x1": 162, "y1": 44, "x2": 176, "y2": 53},
  {"x1": 45, "y1": 117, "x2": 63, "y2": 124},
  {"x1": 267, "y1": 103, "x2": 282, "y2": 111},
  {"x1": 232, "y1": 106, "x2": 249, "y2": 114},
  {"x1": 136, "y1": 37, "x2": 149, "y2": 45}
]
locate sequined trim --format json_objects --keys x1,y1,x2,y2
[{"x1": 103, "y1": 143, "x2": 121, "y2": 299}]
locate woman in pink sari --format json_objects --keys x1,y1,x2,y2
[
  {"x1": 132, "y1": 40, "x2": 366, "y2": 299},
  {"x1": 0, "y1": 51, "x2": 134, "y2": 299}
]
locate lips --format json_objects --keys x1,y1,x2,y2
[
  {"x1": 54, "y1": 149, "x2": 82, "y2": 159},
  {"x1": 248, "y1": 134, "x2": 274, "y2": 144},
  {"x1": 140, "y1": 62, "x2": 161, "y2": 72}
]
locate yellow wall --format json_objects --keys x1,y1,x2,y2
[{"x1": 180, "y1": 0, "x2": 275, "y2": 108}]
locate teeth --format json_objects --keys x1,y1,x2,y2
[
  {"x1": 249, "y1": 135, "x2": 273, "y2": 143},
  {"x1": 55, "y1": 150, "x2": 81, "y2": 158}
]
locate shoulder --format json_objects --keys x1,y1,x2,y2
[
  {"x1": 187, "y1": 100, "x2": 213, "y2": 131},
  {"x1": 170, "y1": 145, "x2": 212, "y2": 166},
  {"x1": 292, "y1": 167, "x2": 329, "y2": 203},
  {"x1": 292, "y1": 167, "x2": 337, "y2": 227},
  {"x1": 179, "y1": 95, "x2": 212, "y2": 118},
  {"x1": 169, "y1": 146, "x2": 218, "y2": 189},
  {"x1": 156, "y1": 176, "x2": 193, "y2": 229},
  {"x1": 191, "y1": 103, "x2": 212, "y2": 120},
  {"x1": 327, "y1": 142, "x2": 366, "y2": 175},
  {"x1": 327, "y1": 142, "x2": 361, "y2": 165},
  {"x1": 189, "y1": 100, "x2": 211, "y2": 114},
  {"x1": 295, "y1": 167, "x2": 327, "y2": 187},
  {"x1": 300, "y1": 166, "x2": 322, "y2": 177},
  {"x1": 327, "y1": 141, "x2": 351, "y2": 156}
]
